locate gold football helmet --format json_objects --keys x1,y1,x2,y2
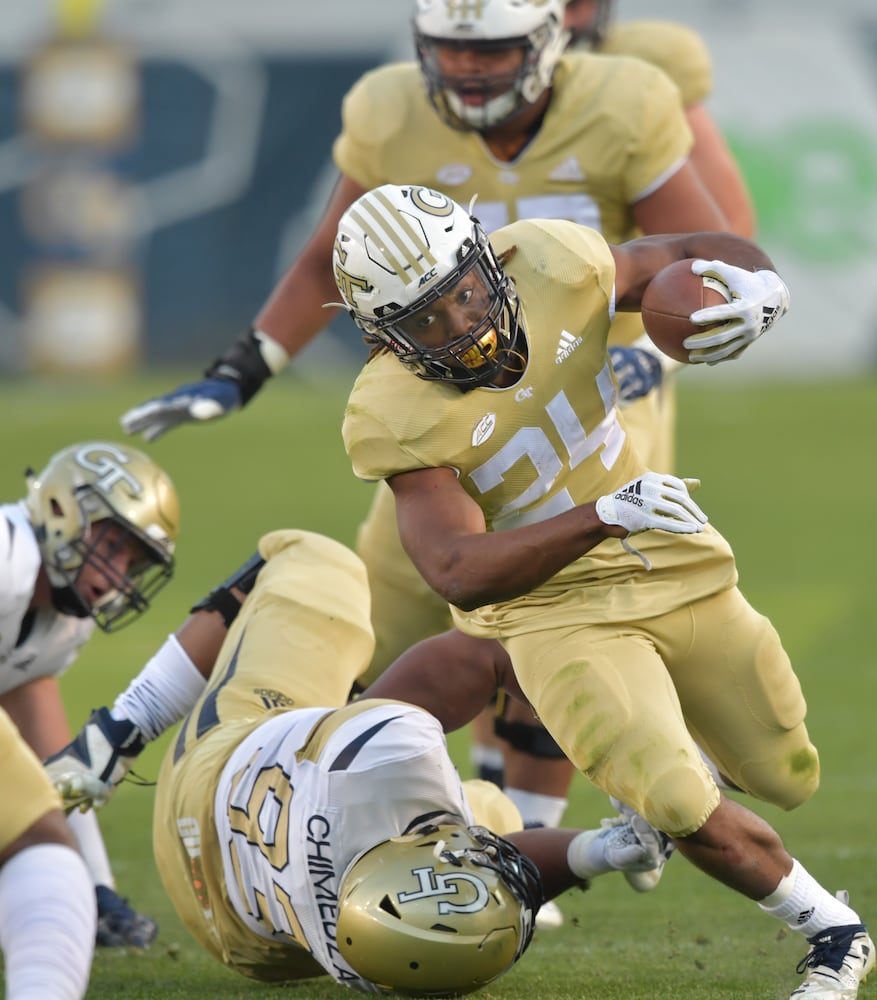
[
  {"x1": 336, "y1": 825, "x2": 541, "y2": 996},
  {"x1": 24, "y1": 441, "x2": 179, "y2": 631}
]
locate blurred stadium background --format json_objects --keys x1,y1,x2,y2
[
  {"x1": 1, "y1": 0, "x2": 876, "y2": 379},
  {"x1": 1, "y1": 4, "x2": 875, "y2": 997}
]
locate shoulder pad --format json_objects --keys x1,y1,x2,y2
[{"x1": 601, "y1": 20, "x2": 712, "y2": 106}]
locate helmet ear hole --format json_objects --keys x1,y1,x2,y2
[{"x1": 378, "y1": 894, "x2": 400, "y2": 918}]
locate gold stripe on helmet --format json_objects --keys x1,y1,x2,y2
[{"x1": 351, "y1": 189, "x2": 439, "y2": 279}]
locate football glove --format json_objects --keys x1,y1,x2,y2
[
  {"x1": 45, "y1": 707, "x2": 146, "y2": 813},
  {"x1": 684, "y1": 261, "x2": 790, "y2": 365},
  {"x1": 120, "y1": 328, "x2": 289, "y2": 441},
  {"x1": 50, "y1": 769, "x2": 113, "y2": 816},
  {"x1": 595, "y1": 472, "x2": 707, "y2": 536},
  {"x1": 608, "y1": 345, "x2": 663, "y2": 406}
]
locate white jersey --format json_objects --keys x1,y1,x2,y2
[
  {"x1": 0, "y1": 502, "x2": 94, "y2": 695},
  {"x1": 213, "y1": 701, "x2": 474, "y2": 992}
]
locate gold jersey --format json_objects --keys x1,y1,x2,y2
[
  {"x1": 343, "y1": 219, "x2": 737, "y2": 635},
  {"x1": 334, "y1": 50, "x2": 690, "y2": 273},
  {"x1": 601, "y1": 20, "x2": 712, "y2": 108}
]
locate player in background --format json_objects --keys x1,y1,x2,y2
[
  {"x1": 0, "y1": 441, "x2": 179, "y2": 948},
  {"x1": 0, "y1": 712, "x2": 96, "y2": 999},
  {"x1": 332, "y1": 183, "x2": 873, "y2": 1000},
  {"x1": 46, "y1": 529, "x2": 671, "y2": 995},
  {"x1": 565, "y1": 0, "x2": 754, "y2": 239}
]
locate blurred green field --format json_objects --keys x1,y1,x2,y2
[{"x1": 0, "y1": 371, "x2": 875, "y2": 1000}]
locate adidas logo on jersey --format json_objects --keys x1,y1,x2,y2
[
  {"x1": 614, "y1": 480, "x2": 644, "y2": 507},
  {"x1": 556, "y1": 330, "x2": 583, "y2": 364},
  {"x1": 549, "y1": 155, "x2": 586, "y2": 182},
  {"x1": 255, "y1": 688, "x2": 295, "y2": 710}
]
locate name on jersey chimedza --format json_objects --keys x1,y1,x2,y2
[
  {"x1": 556, "y1": 329, "x2": 583, "y2": 364},
  {"x1": 614, "y1": 479, "x2": 644, "y2": 507}
]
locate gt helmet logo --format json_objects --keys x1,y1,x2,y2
[
  {"x1": 397, "y1": 865, "x2": 491, "y2": 915},
  {"x1": 74, "y1": 443, "x2": 143, "y2": 496},
  {"x1": 445, "y1": 0, "x2": 489, "y2": 19}
]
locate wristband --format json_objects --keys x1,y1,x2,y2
[{"x1": 204, "y1": 328, "x2": 290, "y2": 405}]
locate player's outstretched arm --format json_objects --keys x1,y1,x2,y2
[
  {"x1": 120, "y1": 174, "x2": 367, "y2": 441},
  {"x1": 119, "y1": 330, "x2": 290, "y2": 441},
  {"x1": 45, "y1": 709, "x2": 145, "y2": 814},
  {"x1": 46, "y1": 551, "x2": 263, "y2": 811}
]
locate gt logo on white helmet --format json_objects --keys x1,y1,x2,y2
[
  {"x1": 397, "y1": 865, "x2": 490, "y2": 914},
  {"x1": 334, "y1": 236, "x2": 373, "y2": 311},
  {"x1": 75, "y1": 444, "x2": 143, "y2": 496},
  {"x1": 444, "y1": 0, "x2": 489, "y2": 19}
]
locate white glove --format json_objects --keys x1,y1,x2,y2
[
  {"x1": 44, "y1": 707, "x2": 145, "y2": 813},
  {"x1": 595, "y1": 472, "x2": 708, "y2": 535},
  {"x1": 46, "y1": 763, "x2": 112, "y2": 815},
  {"x1": 684, "y1": 260, "x2": 790, "y2": 365}
]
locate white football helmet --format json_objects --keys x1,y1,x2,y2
[
  {"x1": 414, "y1": 0, "x2": 569, "y2": 130},
  {"x1": 333, "y1": 183, "x2": 524, "y2": 388},
  {"x1": 24, "y1": 441, "x2": 179, "y2": 631},
  {"x1": 336, "y1": 825, "x2": 541, "y2": 996}
]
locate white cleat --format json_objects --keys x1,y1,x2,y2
[
  {"x1": 607, "y1": 797, "x2": 675, "y2": 892},
  {"x1": 790, "y1": 922, "x2": 874, "y2": 999},
  {"x1": 534, "y1": 899, "x2": 564, "y2": 930},
  {"x1": 568, "y1": 812, "x2": 668, "y2": 887}
]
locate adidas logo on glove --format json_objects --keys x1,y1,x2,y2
[
  {"x1": 761, "y1": 303, "x2": 783, "y2": 333},
  {"x1": 614, "y1": 480, "x2": 644, "y2": 507}
]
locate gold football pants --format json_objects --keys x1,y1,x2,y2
[{"x1": 504, "y1": 586, "x2": 819, "y2": 837}]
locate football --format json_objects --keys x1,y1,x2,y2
[{"x1": 640, "y1": 259, "x2": 731, "y2": 364}]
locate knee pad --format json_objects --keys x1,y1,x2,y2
[
  {"x1": 736, "y1": 744, "x2": 820, "y2": 812},
  {"x1": 494, "y1": 718, "x2": 567, "y2": 760},
  {"x1": 638, "y1": 763, "x2": 721, "y2": 838}
]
